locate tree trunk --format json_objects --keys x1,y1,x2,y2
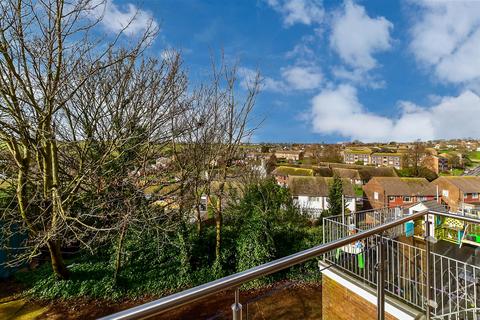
[
  {"x1": 195, "y1": 203, "x2": 202, "y2": 234},
  {"x1": 47, "y1": 240, "x2": 69, "y2": 280},
  {"x1": 114, "y1": 222, "x2": 127, "y2": 283},
  {"x1": 215, "y1": 211, "x2": 222, "y2": 260},
  {"x1": 215, "y1": 192, "x2": 222, "y2": 260}
]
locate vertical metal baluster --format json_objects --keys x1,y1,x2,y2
[
  {"x1": 464, "y1": 264, "x2": 467, "y2": 315},
  {"x1": 421, "y1": 250, "x2": 425, "y2": 304},
  {"x1": 402, "y1": 242, "x2": 406, "y2": 301},
  {"x1": 386, "y1": 239, "x2": 390, "y2": 293},
  {"x1": 433, "y1": 253, "x2": 437, "y2": 317},
  {"x1": 408, "y1": 245, "x2": 412, "y2": 303},
  {"x1": 397, "y1": 241, "x2": 401, "y2": 299},
  {"x1": 232, "y1": 288, "x2": 242, "y2": 320},
  {"x1": 415, "y1": 244, "x2": 419, "y2": 306},
  {"x1": 425, "y1": 220, "x2": 431, "y2": 320},
  {"x1": 456, "y1": 261, "x2": 459, "y2": 316},
  {"x1": 377, "y1": 234, "x2": 385, "y2": 320},
  {"x1": 441, "y1": 255, "x2": 444, "y2": 318},
  {"x1": 448, "y1": 259, "x2": 452, "y2": 317},
  {"x1": 474, "y1": 267, "x2": 478, "y2": 320}
]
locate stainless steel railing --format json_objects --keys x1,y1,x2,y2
[
  {"x1": 101, "y1": 208, "x2": 480, "y2": 320},
  {"x1": 100, "y1": 209, "x2": 429, "y2": 320},
  {"x1": 324, "y1": 209, "x2": 480, "y2": 319}
]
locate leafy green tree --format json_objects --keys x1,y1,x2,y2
[
  {"x1": 396, "y1": 166, "x2": 438, "y2": 182},
  {"x1": 229, "y1": 180, "x2": 297, "y2": 267},
  {"x1": 229, "y1": 178, "x2": 311, "y2": 286},
  {"x1": 326, "y1": 175, "x2": 344, "y2": 217}
]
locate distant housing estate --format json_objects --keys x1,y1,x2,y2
[{"x1": 343, "y1": 147, "x2": 402, "y2": 169}]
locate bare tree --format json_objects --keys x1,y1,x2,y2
[
  {"x1": 402, "y1": 141, "x2": 426, "y2": 175},
  {"x1": 0, "y1": 0, "x2": 189, "y2": 279},
  {"x1": 209, "y1": 59, "x2": 261, "y2": 261},
  {"x1": 171, "y1": 57, "x2": 262, "y2": 262},
  {"x1": 171, "y1": 82, "x2": 223, "y2": 234}
]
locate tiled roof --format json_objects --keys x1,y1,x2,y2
[
  {"x1": 332, "y1": 168, "x2": 361, "y2": 180},
  {"x1": 368, "y1": 177, "x2": 436, "y2": 196},
  {"x1": 371, "y1": 152, "x2": 403, "y2": 156},
  {"x1": 288, "y1": 176, "x2": 355, "y2": 197},
  {"x1": 314, "y1": 167, "x2": 333, "y2": 177},
  {"x1": 272, "y1": 166, "x2": 313, "y2": 177},
  {"x1": 418, "y1": 199, "x2": 448, "y2": 213},
  {"x1": 437, "y1": 176, "x2": 480, "y2": 193},
  {"x1": 344, "y1": 148, "x2": 371, "y2": 154},
  {"x1": 358, "y1": 167, "x2": 397, "y2": 181}
]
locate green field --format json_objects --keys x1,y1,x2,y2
[
  {"x1": 468, "y1": 151, "x2": 480, "y2": 162},
  {"x1": 440, "y1": 168, "x2": 464, "y2": 176}
]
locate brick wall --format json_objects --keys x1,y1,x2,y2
[
  {"x1": 432, "y1": 178, "x2": 461, "y2": 212},
  {"x1": 363, "y1": 179, "x2": 386, "y2": 209},
  {"x1": 322, "y1": 275, "x2": 397, "y2": 320}
]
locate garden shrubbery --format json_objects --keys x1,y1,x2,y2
[{"x1": 15, "y1": 179, "x2": 322, "y2": 300}]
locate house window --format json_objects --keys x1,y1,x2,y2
[
  {"x1": 388, "y1": 196, "x2": 395, "y2": 202},
  {"x1": 464, "y1": 193, "x2": 468, "y2": 199},
  {"x1": 473, "y1": 193, "x2": 479, "y2": 199},
  {"x1": 404, "y1": 196, "x2": 411, "y2": 202},
  {"x1": 309, "y1": 196, "x2": 320, "y2": 202},
  {"x1": 442, "y1": 190, "x2": 449, "y2": 198},
  {"x1": 374, "y1": 192, "x2": 379, "y2": 200}
]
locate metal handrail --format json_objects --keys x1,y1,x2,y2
[
  {"x1": 100, "y1": 210, "x2": 429, "y2": 320},
  {"x1": 326, "y1": 206, "x2": 393, "y2": 219},
  {"x1": 100, "y1": 209, "x2": 480, "y2": 320}
]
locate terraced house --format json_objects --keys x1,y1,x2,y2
[
  {"x1": 432, "y1": 176, "x2": 480, "y2": 214},
  {"x1": 288, "y1": 176, "x2": 356, "y2": 217},
  {"x1": 363, "y1": 177, "x2": 436, "y2": 209},
  {"x1": 274, "y1": 150, "x2": 304, "y2": 162},
  {"x1": 271, "y1": 166, "x2": 313, "y2": 187},
  {"x1": 370, "y1": 152, "x2": 403, "y2": 170},
  {"x1": 343, "y1": 147, "x2": 372, "y2": 165}
]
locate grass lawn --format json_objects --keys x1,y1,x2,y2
[
  {"x1": 440, "y1": 168, "x2": 464, "y2": 176},
  {"x1": 468, "y1": 151, "x2": 480, "y2": 162},
  {"x1": 354, "y1": 185, "x2": 363, "y2": 197},
  {"x1": 452, "y1": 168, "x2": 465, "y2": 175}
]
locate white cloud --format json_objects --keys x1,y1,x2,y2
[
  {"x1": 285, "y1": 35, "x2": 316, "y2": 61},
  {"x1": 266, "y1": 0, "x2": 324, "y2": 26},
  {"x1": 410, "y1": 1, "x2": 480, "y2": 84},
  {"x1": 238, "y1": 67, "x2": 287, "y2": 92},
  {"x1": 281, "y1": 66, "x2": 322, "y2": 90},
  {"x1": 330, "y1": 1, "x2": 393, "y2": 71},
  {"x1": 87, "y1": 0, "x2": 158, "y2": 36},
  {"x1": 332, "y1": 66, "x2": 385, "y2": 89},
  {"x1": 239, "y1": 65, "x2": 322, "y2": 93},
  {"x1": 310, "y1": 85, "x2": 480, "y2": 142}
]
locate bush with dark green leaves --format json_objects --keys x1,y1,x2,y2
[{"x1": 15, "y1": 178, "x2": 322, "y2": 299}]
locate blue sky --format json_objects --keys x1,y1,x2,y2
[{"x1": 95, "y1": 0, "x2": 480, "y2": 143}]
